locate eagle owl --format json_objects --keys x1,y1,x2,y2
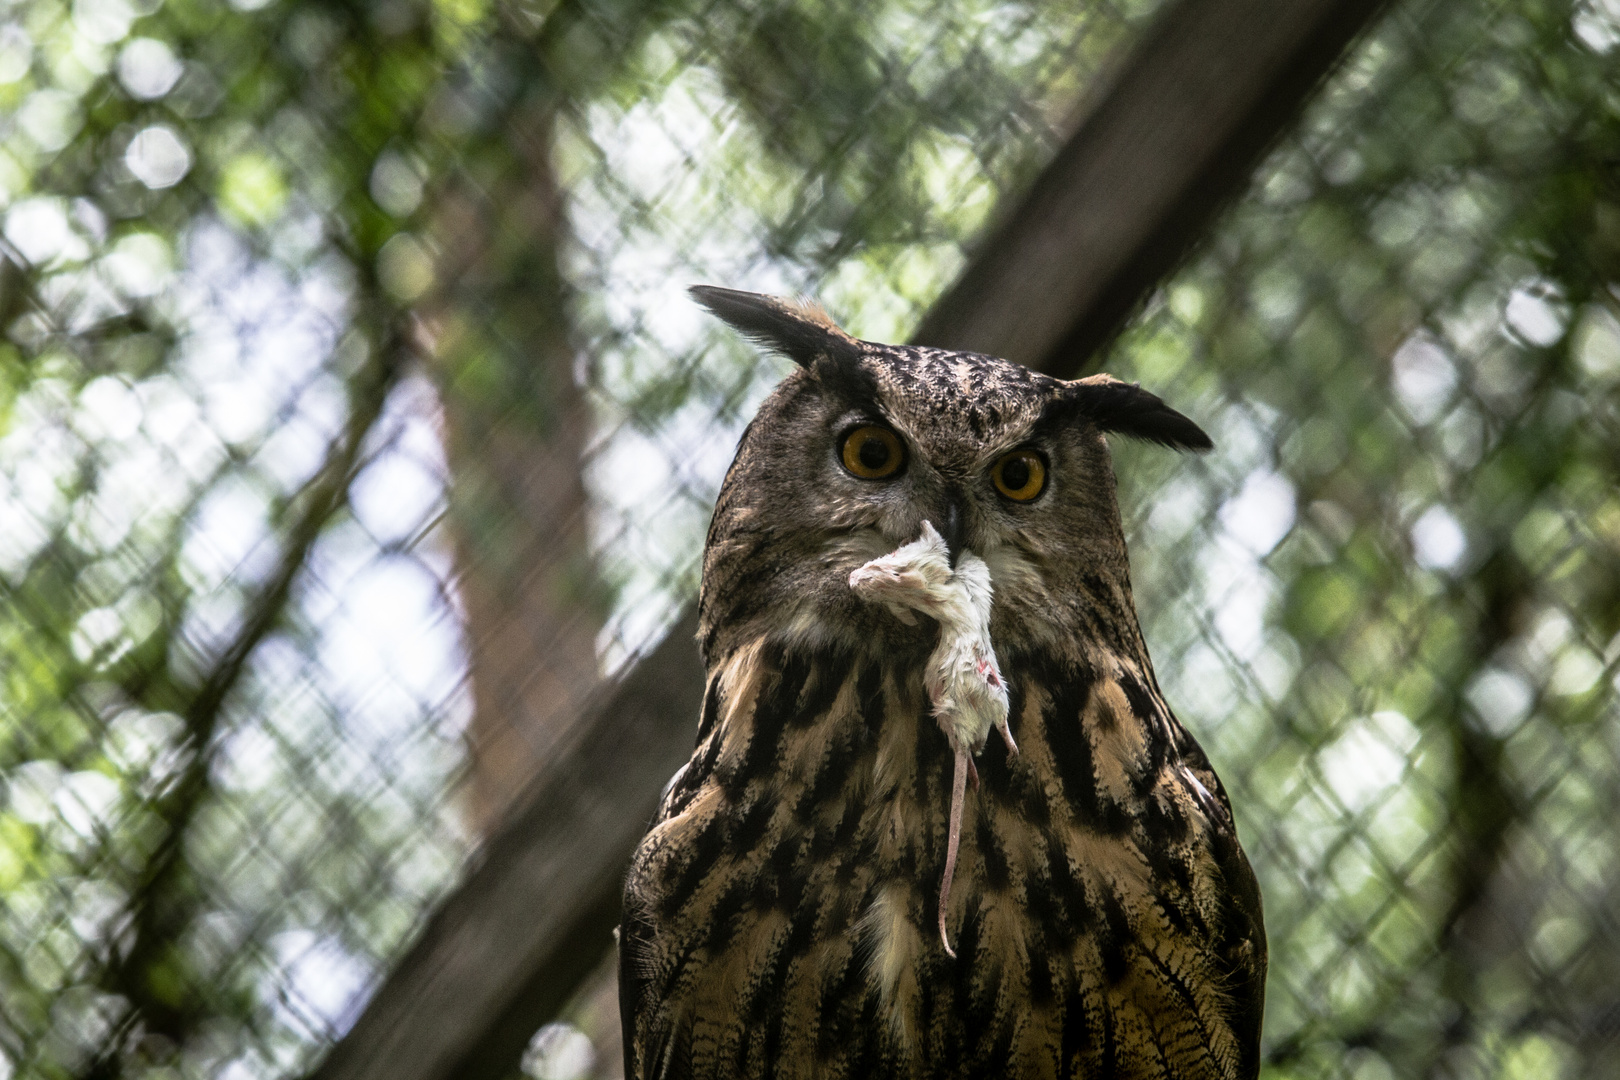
[{"x1": 619, "y1": 287, "x2": 1265, "y2": 1080}]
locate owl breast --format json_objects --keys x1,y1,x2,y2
[{"x1": 619, "y1": 631, "x2": 1265, "y2": 1080}]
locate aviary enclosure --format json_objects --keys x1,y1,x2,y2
[{"x1": 0, "y1": 0, "x2": 1617, "y2": 1076}]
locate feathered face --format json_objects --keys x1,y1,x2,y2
[{"x1": 693, "y1": 287, "x2": 1211, "y2": 666}]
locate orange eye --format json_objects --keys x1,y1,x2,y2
[
  {"x1": 992, "y1": 450, "x2": 1046, "y2": 501},
  {"x1": 840, "y1": 425, "x2": 905, "y2": 479}
]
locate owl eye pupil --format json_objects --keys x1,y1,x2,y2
[
  {"x1": 993, "y1": 449, "x2": 1046, "y2": 500},
  {"x1": 840, "y1": 425, "x2": 905, "y2": 479}
]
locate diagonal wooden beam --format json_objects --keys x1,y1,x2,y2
[
  {"x1": 308, "y1": 1, "x2": 1390, "y2": 1078},
  {"x1": 310, "y1": 608, "x2": 707, "y2": 1080},
  {"x1": 913, "y1": 0, "x2": 1390, "y2": 373}
]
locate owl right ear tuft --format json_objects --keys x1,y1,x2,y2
[
  {"x1": 690, "y1": 286, "x2": 860, "y2": 370},
  {"x1": 1068, "y1": 374, "x2": 1214, "y2": 453}
]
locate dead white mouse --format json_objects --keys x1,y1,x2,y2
[{"x1": 849, "y1": 520, "x2": 1017, "y2": 957}]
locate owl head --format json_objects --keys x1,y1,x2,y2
[{"x1": 692, "y1": 286, "x2": 1211, "y2": 668}]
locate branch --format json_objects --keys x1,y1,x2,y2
[{"x1": 83, "y1": 320, "x2": 409, "y2": 1077}]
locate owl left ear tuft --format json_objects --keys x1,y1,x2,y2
[
  {"x1": 690, "y1": 286, "x2": 858, "y2": 369},
  {"x1": 1069, "y1": 374, "x2": 1213, "y2": 453}
]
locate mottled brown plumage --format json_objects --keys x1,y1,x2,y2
[{"x1": 620, "y1": 287, "x2": 1265, "y2": 1080}]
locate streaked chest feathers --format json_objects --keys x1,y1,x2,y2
[{"x1": 621, "y1": 568, "x2": 1259, "y2": 1080}]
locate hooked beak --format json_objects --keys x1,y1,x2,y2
[{"x1": 937, "y1": 495, "x2": 966, "y2": 567}]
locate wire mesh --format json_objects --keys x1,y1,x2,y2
[
  {"x1": 0, "y1": 0, "x2": 1158, "y2": 1076},
  {"x1": 0, "y1": 0, "x2": 1617, "y2": 1079},
  {"x1": 1107, "y1": 1, "x2": 1620, "y2": 1075}
]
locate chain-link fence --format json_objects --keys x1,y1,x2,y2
[
  {"x1": 1, "y1": 0, "x2": 1617, "y2": 1077},
  {"x1": 1110, "y1": 2, "x2": 1620, "y2": 1074}
]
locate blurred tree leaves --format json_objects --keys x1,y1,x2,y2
[
  {"x1": 0, "y1": 0, "x2": 1160, "y2": 1075},
  {"x1": 1, "y1": 0, "x2": 1617, "y2": 1077},
  {"x1": 1108, "y1": 0, "x2": 1620, "y2": 1075}
]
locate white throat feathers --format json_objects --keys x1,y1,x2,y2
[{"x1": 849, "y1": 521, "x2": 1017, "y2": 957}]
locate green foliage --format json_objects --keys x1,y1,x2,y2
[
  {"x1": 0, "y1": 0, "x2": 1163, "y2": 1075},
  {"x1": 1107, "y1": 1, "x2": 1620, "y2": 1074},
  {"x1": 2, "y1": 0, "x2": 1617, "y2": 1076}
]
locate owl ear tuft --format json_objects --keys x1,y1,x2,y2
[
  {"x1": 1069, "y1": 374, "x2": 1213, "y2": 453},
  {"x1": 691, "y1": 286, "x2": 858, "y2": 369}
]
